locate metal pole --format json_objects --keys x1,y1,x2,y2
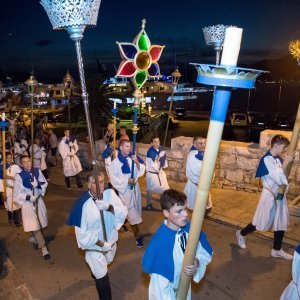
[
  {"x1": 163, "y1": 85, "x2": 176, "y2": 146},
  {"x1": 74, "y1": 39, "x2": 107, "y2": 241},
  {"x1": 31, "y1": 95, "x2": 34, "y2": 167}
]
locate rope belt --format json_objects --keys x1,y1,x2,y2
[{"x1": 148, "y1": 171, "x2": 161, "y2": 186}]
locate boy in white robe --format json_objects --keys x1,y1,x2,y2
[
  {"x1": 58, "y1": 130, "x2": 83, "y2": 189},
  {"x1": 67, "y1": 172, "x2": 127, "y2": 300},
  {"x1": 29, "y1": 138, "x2": 43, "y2": 169},
  {"x1": 142, "y1": 189, "x2": 212, "y2": 300},
  {"x1": 280, "y1": 244, "x2": 300, "y2": 300},
  {"x1": 109, "y1": 139, "x2": 145, "y2": 248},
  {"x1": 14, "y1": 155, "x2": 50, "y2": 259},
  {"x1": 236, "y1": 134, "x2": 295, "y2": 260},
  {"x1": 184, "y1": 136, "x2": 212, "y2": 210},
  {"x1": 0, "y1": 152, "x2": 22, "y2": 226},
  {"x1": 145, "y1": 137, "x2": 169, "y2": 210}
]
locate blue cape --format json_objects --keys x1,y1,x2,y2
[
  {"x1": 190, "y1": 145, "x2": 203, "y2": 160},
  {"x1": 102, "y1": 146, "x2": 113, "y2": 160},
  {"x1": 146, "y1": 146, "x2": 166, "y2": 168},
  {"x1": 0, "y1": 163, "x2": 10, "y2": 179},
  {"x1": 142, "y1": 221, "x2": 212, "y2": 282},
  {"x1": 118, "y1": 151, "x2": 144, "y2": 174},
  {"x1": 67, "y1": 191, "x2": 91, "y2": 227},
  {"x1": 19, "y1": 168, "x2": 45, "y2": 190},
  {"x1": 65, "y1": 135, "x2": 76, "y2": 145},
  {"x1": 255, "y1": 150, "x2": 283, "y2": 178},
  {"x1": 296, "y1": 244, "x2": 300, "y2": 255}
]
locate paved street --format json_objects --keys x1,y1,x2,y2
[{"x1": 0, "y1": 165, "x2": 295, "y2": 300}]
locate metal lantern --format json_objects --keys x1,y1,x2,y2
[
  {"x1": 63, "y1": 69, "x2": 74, "y2": 94},
  {"x1": 171, "y1": 67, "x2": 181, "y2": 85},
  {"x1": 202, "y1": 24, "x2": 227, "y2": 65},
  {"x1": 25, "y1": 75, "x2": 38, "y2": 95}
]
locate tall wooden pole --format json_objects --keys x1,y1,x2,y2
[{"x1": 1, "y1": 113, "x2": 7, "y2": 201}]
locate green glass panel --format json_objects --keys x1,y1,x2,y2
[
  {"x1": 135, "y1": 71, "x2": 147, "y2": 88},
  {"x1": 138, "y1": 33, "x2": 150, "y2": 51}
]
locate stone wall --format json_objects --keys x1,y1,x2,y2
[{"x1": 82, "y1": 129, "x2": 300, "y2": 199}]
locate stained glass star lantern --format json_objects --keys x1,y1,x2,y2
[{"x1": 116, "y1": 19, "x2": 165, "y2": 89}]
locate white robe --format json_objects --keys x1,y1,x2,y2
[
  {"x1": 13, "y1": 170, "x2": 48, "y2": 232},
  {"x1": 280, "y1": 248, "x2": 300, "y2": 300},
  {"x1": 58, "y1": 137, "x2": 82, "y2": 177},
  {"x1": 29, "y1": 144, "x2": 43, "y2": 169},
  {"x1": 14, "y1": 141, "x2": 28, "y2": 166},
  {"x1": 75, "y1": 189, "x2": 128, "y2": 279},
  {"x1": 149, "y1": 224, "x2": 212, "y2": 300},
  {"x1": 146, "y1": 156, "x2": 169, "y2": 194},
  {"x1": 184, "y1": 150, "x2": 212, "y2": 210},
  {"x1": 104, "y1": 149, "x2": 118, "y2": 181},
  {"x1": 109, "y1": 156, "x2": 145, "y2": 225},
  {"x1": 0, "y1": 164, "x2": 22, "y2": 212},
  {"x1": 252, "y1": 155, "x2": 289, "y2": 231}
]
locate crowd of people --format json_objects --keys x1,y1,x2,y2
[{"x1": 0, "y1": 114, "x2": 299, "y2": 299}]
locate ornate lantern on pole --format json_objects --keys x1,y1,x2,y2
[
  {"x1": 202, "y1": 24, "x2": 227, "y2": 65},
  {"x1": 63, "y1": 70, "x2": 74, "y2": 131},
  {"x1": 40, "y1": 0, "x2": 107, "y2": 240},
  {"x1": 25, "y1": 74, "x2": 38, "y2": 166},
  {"x1": 163, "y1": 67, "x2": 181, "y2": 146}
]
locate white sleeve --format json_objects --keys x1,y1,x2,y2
[
  {"x1": 58, "y1": 141, "x2": 68, "y2": 159},
  {"x1": 38, "y1": 170, "x2": 48, "y2": 196},
  {"x1": 193, "y1": 242, "x2": 212, "y2": 283},
  {"x1": 264, "y1": 156, "x2": 288, "y2": 186},
  {"x1": 72, "y1": 140, "x2": 79, "y2": 154},
  {"x1": 109, "y1": 160, "x2": 128, "y2": 194},
  {"x1": 107, "y1": 190, "x2": 128, "y2": 230},
  {"x1": 13, "y1": 174, "x2": 29, "y2": 206},
  {"x1": 186, "y1": 154, "x2": 200, "y2": 183},
  {"x1": 149, "y1": 274, "x2": 175, "y2": 300},
  {"x1": 146, "y1": 157, "x2": 160, "y2": 173}
]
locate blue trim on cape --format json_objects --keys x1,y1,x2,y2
[
  {"x1": 255, "y1": 150, "x2": 283, "y2": 178},
  {"x1": 19, "y1": 168, "x2": 45, "y2": 190},
  {"x1": 190, "y1": 145, "x2": 197, "y2": 151},
  {"x1": 146, "y1": 146, "x2": 166, "y2": 168},
  {"x1": 295, "y1": 244, "x2": 300, "y2": 255},
  {"x1": 65, "y1": 135, "x2": 76, "y2": 145},
  {"x1": 118, "y1": 152, "x2": 144, "y2": 174},
  {"x1": 142, "y1": 221, "x2": 212, "y2": 282},
  {"x1": 67, "y1": 191, "x2": 91, "y2": 227},
  {"x1": 102, "y1": 146, "x2": 113, "y2": 160}
]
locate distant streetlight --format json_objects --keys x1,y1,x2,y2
[
  {"x1": 202, "y1": 24, "x2": 227, "y2": 65},
  {"x1": 25, "y1": 74, "x2": 38, "y2": 166},
  {"x1": 163, "y1": 67, "x2": 181, "y2": 146},
  {"x1": 63, "y1": 70, "x2": 74, "y2": 130}
]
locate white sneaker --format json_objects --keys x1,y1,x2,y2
[
  {"x1": 41, "y1": 246, "x2": 51, "y2": 260},
  {"x1": 236, "y1": 230, "x2": 246, "y2": 249},
  {"x1": 271, "y1": 249, "x2": 293, "y2": 260},
  {"x1": 28, "y1": 236, "x2": 37, "y2": 244}
]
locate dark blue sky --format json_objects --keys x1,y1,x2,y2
[{"x1": 1, "y1": 0, "x2": 300, "y2": 81}]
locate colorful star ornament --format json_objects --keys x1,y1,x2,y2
[{"x1": 116, "y1": 19, "x2": 165, "y2": 89}]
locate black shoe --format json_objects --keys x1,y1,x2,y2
[
  {"x1": 14, "y1": 222, "x2": 21, "y2": 227},
  {"x1": 136, "y1": 237, "x2": 144, "y2": 248},
  {"x1": 121, "y1": 225, "x2": 129, "y2": 233},
  {"x1": 77, "y1": 185, "x2": 84, "y2": 189},
  {"x1": 145, "y1": 204, "x2": 154, "y2": 211}
]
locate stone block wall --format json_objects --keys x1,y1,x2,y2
[{"x1": 81, "y1": 129, "x2": 299, "y2": 199}]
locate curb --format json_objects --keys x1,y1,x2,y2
[{"x1": 206, "y1": 213, "x2": 299, "y2": 248}]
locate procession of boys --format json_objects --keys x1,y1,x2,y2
[{"x1": 0, "y1": 110, "x2": 299, "y2": 300}]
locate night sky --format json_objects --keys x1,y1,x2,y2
[{"x1": 1, "y1": 0, "x2": 300, "y2": 82}]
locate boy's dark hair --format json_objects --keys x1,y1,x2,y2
[
  {"x1": 193, "y1": 136, "x2": 204, "y2": 142},
  {"x1": 271, "y1": 134, "x2": 290, "y2": 148},
  {"x1": 108, "y1": 137, "x2": 113, "y2": 144},
  {"x1": 151, "y1": 136, "x2": 160, "y2": 143},
  {"x1": 160, "y1": 189, "x2": 187, "y2": 211},
  {"x1": 20, "y1": 155, "x2": 30, "y2": 162},
  {"x1": 120, "y1": 126, "x2": 127, "y2": 130}
]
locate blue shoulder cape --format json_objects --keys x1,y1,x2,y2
[
  {"x1": 142, "y1": 221, "x2": 212, "y2": 282},
  {"x1": 146, "y1": 146, "x2": 166, "y2": 167},
  {"x1": 295, "y1": 244, "x2": 300, "y2": 255},
  {"x1": 102, "y1": 146, "x2": 113, "y2": 160},
  {"x1": 255, "y1": 150, "x2": 283, "y2": 178},
  {"x1": 19, "y1": 168, "x2": 45, "y2": 190},
  {"x1": 67, "y1": 191, "x2": 91, "y2": 227}
]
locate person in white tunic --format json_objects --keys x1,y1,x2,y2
[
  {"x1": 67, "y1": 172, "x2": 127, "y2": 300},
  {"x1": 236, "y1": 134, "x2": 295, "y2": 260},
  {"x1": 184, "y1": 136, "x2": 212, "y2": 211},
  {"x1": 101, "y1": 137, "x2": 117, "y2": 180},
  {"x1": 58, "y1": 130, "x2": 83, "y2": 188},
  {"x1": 142, "y1": 189, "x2": 213, "y2": 300},
  {"x1": 48, "y1": 129, "x2": 58, "y2": 166},
  {"x1": 29, "y1": 138, "x2": 43, "y2": 169},
  {"x1": 13, "y1": 155, "x2": 50, "y2": 259},
  {"x1": 14, "y1": 138, "x2": 28, "y2": 166},
  {"x1": 109, "y1": 139, "x2": 145, "y2": 248},
  {"x1": 145, "y1": 137, "x2": 169, "y2": 210},
  {"x1": 280, "y1": 244, "x2": 300, "y2": 300},
  {"x1": 0, "y1": 152, "x2": 22, "y2": 226}
]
